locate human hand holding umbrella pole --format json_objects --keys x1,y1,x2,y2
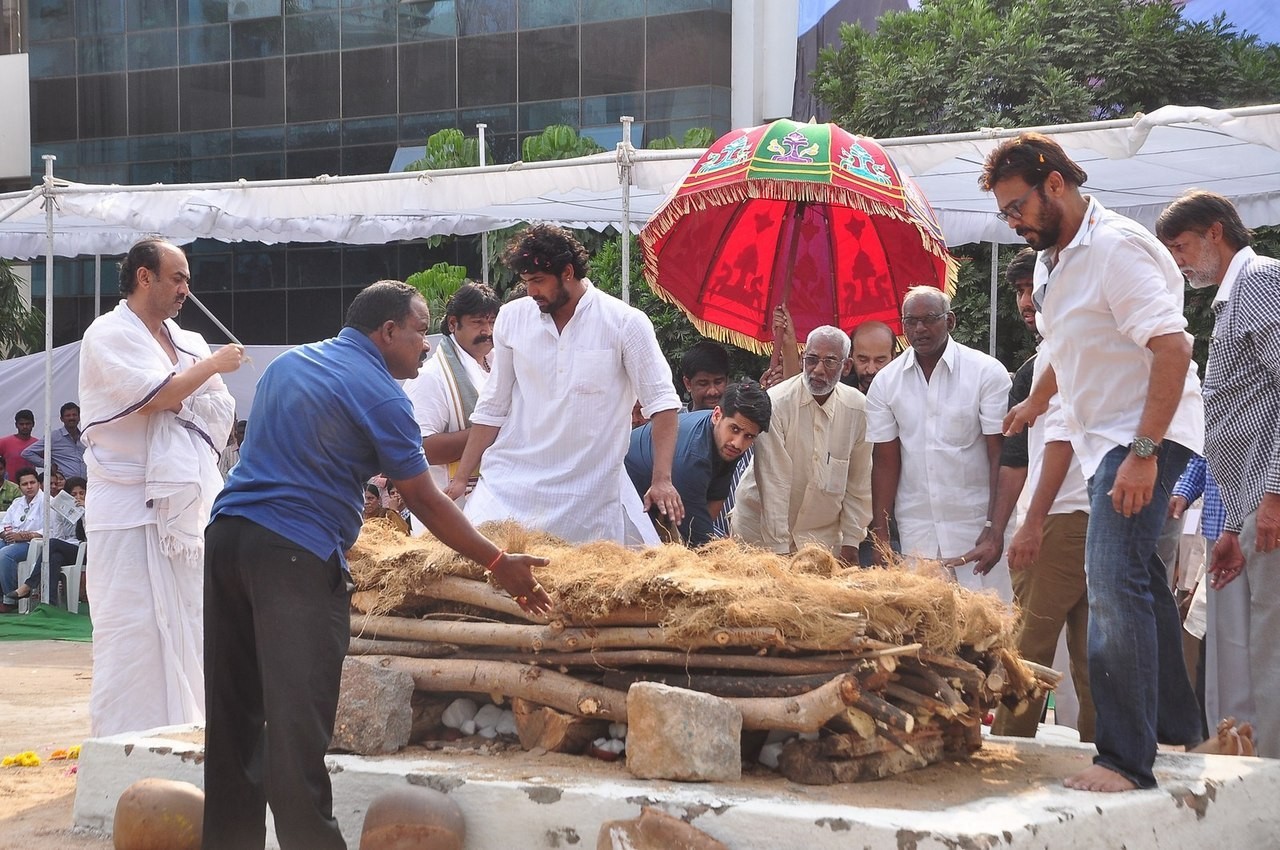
[{"x1": 186, "y1": 291, "x2": 252, "y2": 365}]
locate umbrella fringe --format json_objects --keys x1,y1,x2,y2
[{"x1": 647, "y1": 278, "x2": 773, "y2": 356}]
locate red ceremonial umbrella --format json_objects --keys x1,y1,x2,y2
[{"x1": 640, "y1": 118, "x2": 955, "y2": 354}]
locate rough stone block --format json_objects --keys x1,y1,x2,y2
[
  {"x1": 625, "y1": 682, "x2": 742, "y2": 782},
  {"x1": 597, "y1": 806, "x2": 729, "y2": 850},
  {"x1": 332, "y1": 657, "x2": 414, "y2": 755}
]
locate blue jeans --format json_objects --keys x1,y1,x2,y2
[
  {"x1": 0, "y1": 542, "x2": 32, "y2": 603},
  {"x1": 1085, "y1": 442, "x2": 1201, "y2": 788}
]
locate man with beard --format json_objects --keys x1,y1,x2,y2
[
  {"x1": 447, "y1": 225, "x2": 683, "y2": 544},
  {"x1": 986, "y1": 248, "x2": 1095, "y2": 742},
  {"x1": 865, "y1": 286, "x2": 1013, "y2": 599},
  {"x1": 627, "y1": 381, "x2": 770, "y2": 546},
  {"x1": 988, "y1": 133, "x2": 1204, "y2": 791},
  {"x1": 1157, "y1": 189, "x2": 1280, "y2": 758},
  {"x1": 21, "y1": 402, "x2": 86, "y2": 480},
  {"x1": 732, "y1": 326, "x2": 871, "y2": 561},
  {"x1": 845, "y1": 320, "x2": 897, "y2": 394},
  {"x1": 679, "y1": 341, "x2": 730, "y2": 412},
  {"x1": 404, "y1": 281, "x2": 501, "y2": 507}
]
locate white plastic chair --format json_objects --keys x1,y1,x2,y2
[
  {"x1": 15, "y1": 539, "x2": 44, "y2": 614},
  {"x1": 63, "y1": 542, "x2": 87, "y2": 614}
]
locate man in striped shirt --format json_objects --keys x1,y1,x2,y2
[{"x1": 1158, "y1": 189, "x2": 1280, "y2": 758}]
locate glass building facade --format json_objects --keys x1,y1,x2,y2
[{"x1": 15, "y1": 0, "x2": 734, "y2": 345}]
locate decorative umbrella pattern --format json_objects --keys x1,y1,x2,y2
[{"x1": 641, "y1": 119, "x2": 956, "y2": 354}]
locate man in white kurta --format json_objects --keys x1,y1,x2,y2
[
  {"x1": 867, "y1": 286, "x2": 1013, "y2": 599},
  {"x1": 733, "y1": 326, "x2": 872, "y2": 559},
  {"x1": 403, "y1": 282, "x2": 500, "y2": 508},
  {"x1": 447, "y1": 225, "x2": 681, "y2": 544},
  {"x1": 79, "y1": 239, "x2": 240, "y2": 737}
]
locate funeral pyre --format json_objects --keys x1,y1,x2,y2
[{"x1": 346, "y1": 521, "x2": 1059, "y2": 784}]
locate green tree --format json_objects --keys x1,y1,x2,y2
[
  {"x1": 646, "y1": 127, "x2": 716, "y2": 150},
  {"x1": 0, "y1": 260, "x2": 44, "y2": 357},
  {"x1": 811, "y1": 0, "x2": 1280, "y2": 368},
  {"x1": 403, "y1": 128, "x2": 492, "y2": 172},
  {"x1": 405, "y1": 262, "x2": 469, "y2": 329},
  {"x1": 520, "y1": 125, "x2": 606, "y2": 161}
]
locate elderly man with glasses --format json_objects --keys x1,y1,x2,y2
[
  {"x1": 865, "y1": 285, "x2": 1014, "y2": 600},
  {"x1": 732, "y1": 326, "x2": 872, "y2": 563}
]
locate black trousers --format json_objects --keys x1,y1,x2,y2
[{"x1": 203, "y1": 515, "x2": 351, "y2": 850}]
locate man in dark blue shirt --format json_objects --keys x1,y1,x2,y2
[
  {"x1": 203, "y1": 281, "x2": 550, "y2": 850},
  {"x1": 625, "y1": 382, "x2": 771, "y2": 546}
]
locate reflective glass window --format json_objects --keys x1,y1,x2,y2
[
  {"x1": 233, "y1": 125, "x2": 285, "y2": 152},
  {"x1": 399, "y1": 40, "x2": 456, "y2": 113},
  {"x1": 341, "y1": 46, "x2": 397, "y2": 117},
  {"x1": 190, "y1": 156, "x2": 234, "y2": 181},
  {"x1": 518, "y1": 99, "x2": 577, "y2": 132},
  {"x1": 231, "y1": 58, "x2": 285, "y2": 126},
  {"x1": 517, "y1": 25, "x2": 578, "y2": 102},
  {"x1": 285, "y1": 53, "x2": 341, "y2": 122},
  {"x1": 128, "y1": 69, "x2": 180, "y2": 135},
  {"x1": 288, "y1": 246, "x2": 344, "y2": 288},
  {"x1": 78, "y1": 73, "x2": 128, "y2": 137},
  {"x1": 286, "y1": 147, "x2": 341, "y2": 178},
  {"x1": 284, "y1": 12, "x2": 339, "y2": 53},
  {"x1": 457, "y1": 32, "x2": 515, "y2": 107},
  {"x1": 77, "y1": 0, "x2": 125, "y2": 34},
  {"x1": 457, "y1": 0, "x2": 513, "y2": 35},
  {"x1": 340, "y1": 6, "x2": 396, "y2": 49},
  {"x1": 340, "y1": 143, "x2": 396, "y2": 174},
  {"x1": 230, "y1": 0, "x2": 283, "y2": 21},
  {"x1": 28, "y1": 40, "x2": 74, "y2": 78},
  {"x1": 286, "y1": 120, "x2": 341, "y2": 149},
  {"x1": 286, "y1": 287, "x2": 344, "y2": 343},
  {"x1": 399, "y1": 0, "x2": 455, "y2": 40},
  {"x1": 581, "y1": 92, "x2": 643, "y2": 125},
  {"x1": 520, "y1": 0, "x2": 576, "y2": 28},
  {"x1": 80, "y1": 35, "x2": 127, "y2": 73},
  {"x1": 233, "y1": 151, "x2": 286, "y2": 180},
  {"x1": 32, "y1": 78, "x2": 78, "y2": 142},
  {"x1": 581, "y1": 0, "x2": 643, "y2": 22},
  {"x1": 645, "y1": 11, "x2": 730, "y2": 90},
  {"x1": 342, "y1": 115, "x2": 397, "y2": 145},
  {"x1": 179, "y1": 0, "x2": 228, "y2": 25},
  {"x1": 400, "y1": 111, "x2": 460, "y2": 144},
  {"x1": 234, "y1": 290, "x2": 288, "y2": 344},
  {"x1": 232, "y1": 16, "x2": 284, "y2": 59},
  {"x1": 128, "y1": 29, "x2": 179, "y2": 70},
  {"x1": 180, "y1": 24, "x2": 231, "y2": 64},
  {"x1": 581, "y1": 19, "x2": 644, "y2": 96},
  {"x1": 180, "y1": 63, "x2": 233, "y2": 131},
  {"x1": 28, "y1": 0, "x2": 74, "y2": 42},
  {"x1": 128, "y1": 0, "x2": 177, "y2": 30}
]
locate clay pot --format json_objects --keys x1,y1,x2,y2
[
  {"x1": 359, "y1": 786, "x2": 465, "y2": 850},
  {"x1": 112, "y1": 778, "x2": 204, "y2": 850}
]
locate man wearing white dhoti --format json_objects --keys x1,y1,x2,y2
[
  {"x1": 79, "y1": 238, "x2": 241, "y2": 737},
  {"x1": 446, "y1": 225, "x2": 683, "y2": 544}
]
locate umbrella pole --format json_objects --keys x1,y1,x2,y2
[
  {"x1": 988, "y1": 242, "x2": 999, "y2": 357},
  {"x1": 619, "y1": 116, "x2": 635, "y2": 305},
  {"x1": 478, "y1": 123, "x2": 489, "y2": 285},
  {"x1": 779, "y1": 201, "x2": 805, "y2": 307}
]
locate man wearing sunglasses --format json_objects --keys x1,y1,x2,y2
[
  {"x1": 984, "y1": 133, "x2": 1204, "y2": 793},
  {"x1": 864, "y1": 285, "x2": 1013, "y2": 599}
]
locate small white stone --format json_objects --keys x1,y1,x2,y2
[
  {"x1": 441, "y1": 698, "x2": 479, "y2": 730},
  {"x1": 478, "y1": 726, "x2": 498, "y2": 739},
  {"x1": 764, "y1": 729, "x2": 793, "y2": 744},
  {"x1": 608, "y1": 722, "x2": 628, "y2": 740},
  {"x1": 474, "y1": 703, "x2": 504, "y2": 731},
  {"x1": 460, "y1": 719, "x2": 477, "y2": 736},
  {"x1": 495, "y1": 710, "x2": 517, "y2": 736},
  {"x1": 798, "y1": 731, "x2": 820, "y2": 742},
  {"x1": 758, "y1": 741, "x2": 785, "y2": 769}
]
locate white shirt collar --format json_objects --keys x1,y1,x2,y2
[
  {"x1": 1034, "y1": 195, "x2": 1104, "y2": 298},
  {"x1": 1213, "y1": 246, "x2": 1258, "y2": 306}
]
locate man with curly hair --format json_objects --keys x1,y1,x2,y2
[{"x1": 447, "y1": 224, "x2": 683, "y2": 544}]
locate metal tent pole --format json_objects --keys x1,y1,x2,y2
[
  {"x1": 40, "y1": 154, "x2": 55, "y2": 606},
  {"x1": 477, "y1": 123, "x2": 489, "y2": 285},
  {"x1": 989, "y1": 242, "x2": 999, "y2": 357},
  {"x1": 619, "y1": 116, "x2": 635, "y2": 305},
  {"x1": 94, "y1": 254, "x2": 101, "y2": 317}
]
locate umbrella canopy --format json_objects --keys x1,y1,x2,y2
[{"x1": 641, "y1": 119, "x2": 956, "y2": 354}]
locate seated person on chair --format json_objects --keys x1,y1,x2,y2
[
  {"x1": 27, "y1": 475, "x2": 87, "y2": 606},
  {"x1": 0, "y1": 467, "x2": 45, "y2": 612}
]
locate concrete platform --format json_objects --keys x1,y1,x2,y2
[{"x1": 73, "y1": 726, "x2": 1280, "y2": 849}]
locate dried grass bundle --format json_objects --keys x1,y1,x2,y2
[{"x1": 347, "y1": 522, "x2": 1018, "y2": 654}]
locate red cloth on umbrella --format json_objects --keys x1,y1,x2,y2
[{"x1": 641, "y1": 119, "x2": 955, "y2": 354}]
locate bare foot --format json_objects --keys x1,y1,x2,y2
[
  {"x1": 1193, "y1": 717, "x2": 1257, "y2": 756},
  {"x1": 1064, "y1": 764, "x2": 1137, "y2": 792}
]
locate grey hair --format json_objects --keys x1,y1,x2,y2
[
  {"x1": 804, "y1": 325, "x2": 851, "y2": 359},
  {"x1": 903, "y1": 284, "x2": 951, "y2": 314}
]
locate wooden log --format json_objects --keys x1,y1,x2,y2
[
  {"x1": 447, "y1": 649, "x2": 873, "y2": 675},
  {"x1": 995, "y1": 647, "x2": 1037, "y2": 696},
  {"x1": 367, "y1": 656, "x2": 628, "y2": 720},
  {"x1": 894, "y1": 662, "x2": 967, "y2": 711},
  {"x1": 882, "y1": 681, "x2": 958, "y2": 718},
  {"x1": 918, "y1": 650, "x2": 986, "y2": 693},
  {"x1": 1021, "y1": 657, "x2": 1065, "y2": 688},
  {"x1": 353, "y1": 613, "x2": 784, "y2": 652},
  {"x1": 348, "y1": 637, "x2": 458, "y2": 659},
  {"x1": 510, "y1": 697, "x2": 608, "y2": 753},
  {"x1": 851, "y1": 691, "x2": 915, "y2": 734},
  {"x1": 776, "y1": 733, "x2": 943, "y2": 785},
  {"x1": 601, "y1": 670, "x2": 844, "y2": 698},
  {"x1": 731, "y1": 674, "x2": 863, "y2": 733}
]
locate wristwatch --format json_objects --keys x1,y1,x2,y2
[{"x1": 1129, "y1": 436, "x2": 1159, "y2": 459}]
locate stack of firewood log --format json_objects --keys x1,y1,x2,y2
[{"x1": 346, "y1": 523, "x2": 1059, "y2": 784}]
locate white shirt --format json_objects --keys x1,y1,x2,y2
[
  {"x1": 403, "y1": 335, "x2": 492, "y2": 498},
  {"x1": 1027, "y1": 348, "x2": 1090, "y2": 516},
  {"x1": 464, "y1": 281, "x2": 680, "y2": 543},
  {"x1": 2, "y1": 490, "x2": 44, "y2": 534},
  {"x1": 732, "y1": 376, "x2": 872, "y2": 554},
  {"x1": 865, "y1": 337, "x2": 1011, "y2": 559},
  {"x1": 1033, "y1": 197, "x2": 1204, "y2": 479}
]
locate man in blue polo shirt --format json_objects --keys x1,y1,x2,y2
[
  {"x1": 203, "y1": 281, "x2": 550, "y2": 850},
  {"x1": 625, "y1": 382, "x2": 771, "y2": 547}
]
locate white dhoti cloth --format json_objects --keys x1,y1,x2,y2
[{"x1": 88, "y1": 525, "x2": 205, "y2": 736}]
